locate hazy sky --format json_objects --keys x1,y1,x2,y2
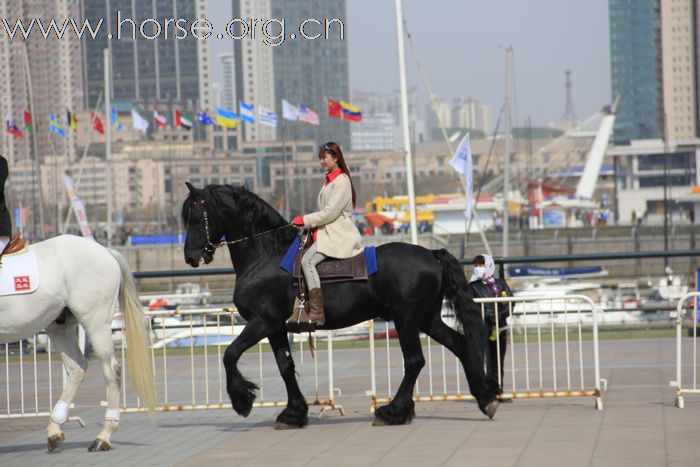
[{"x1": 208, "y1": 0, "x2": 610, "y2": 127}]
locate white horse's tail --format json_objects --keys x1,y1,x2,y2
[{"x1": 108, "y1": 249, "x2": 157, "y2": 417}]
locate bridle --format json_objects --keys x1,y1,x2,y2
[{"x1": 190, "y1": 200, "x2": 294, "y2": 255}]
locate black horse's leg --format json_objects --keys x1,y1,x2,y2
[
  {"x1": 373, "y1": 325, "x2": 424, "y2": 426},
  {"x1": 223, "y1": 318, "x2": 272, "y2": 417},
  {"x1": 267, "y1": 328, "x2": 309, "y2": 429},
  {"x1": 421, "y1": 314, "x2": 499, "y2": 418}
]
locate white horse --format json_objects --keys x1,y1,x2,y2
[{"x1": 0, "y1": 234, "x2": 156, "y2": 452}]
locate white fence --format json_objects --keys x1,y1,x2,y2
[
  {"x1": 368, "y1": 294, "x2": 605, "y2": 412},
  {"x1": 671, "y1": 291, "x2": 699, "y2": 408},
  {"x1": 118, "y1": 308, "x2": 343, "y2": 416}
]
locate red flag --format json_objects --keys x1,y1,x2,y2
[
  {"x1": 91, "y1": 112, "x2": 105, "y2": 134},
  {"x1": 154, "y1": 110, "x2": 167, "y2": 127},
  {"x1": 23, "y1": 111, "x2": 32, "y2": 131},
  {"x1": 5, "y1": 119, "x2": 24, "y2": 138},
  {"x1": 327, "y1": 99, "x2": 342, "y2": 119}
]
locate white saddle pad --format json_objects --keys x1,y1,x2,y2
[{"x1": 0, "y1": 248, "x2": 39, "y2": 296}]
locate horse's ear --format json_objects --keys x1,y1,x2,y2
[{"x1": 185, "y1": 181, "x2": 197, "y2": 194}]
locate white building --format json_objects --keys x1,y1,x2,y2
[
  {"x1": 351, "y1": 113, "x2": 396, "y2": 150},
  {"x1": 452, "y1": 98, "x2": 492, "y2": 135},
  {"x1": 220, "y1": 53, "x2": 237, "y2": 112}
]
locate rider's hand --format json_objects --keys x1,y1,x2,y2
[{"x1": 292, "y1": 216, "x2": 305, "y2": 227}]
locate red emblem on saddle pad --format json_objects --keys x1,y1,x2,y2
[{"x1": 14, "y1": 276, "x2": 31, "y2": 291}]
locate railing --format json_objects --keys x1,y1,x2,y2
[
  {"x1": 670, "y1": 291, "x2": 699, "y2": 408},
  {"x1": 368, "y1": 294, "x2": 605, "y2": 412}
]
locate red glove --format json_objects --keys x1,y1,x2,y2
[{"x1": 292, "y1": 216, "x2": 305, "y2": 226}]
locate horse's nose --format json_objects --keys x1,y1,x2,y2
[{"x1": 185, "y1": 256, "x2": 198, "y2": 267}]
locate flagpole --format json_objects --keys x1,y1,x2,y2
[
  {"x1": 282, "y1": 120, "x2": 290, "y2": 218},
  {"x1": 394, "y1": 0, "x2": 418, "y2": 244},
  {"x1": 22, "y1": 42, "x2": 45, "y2": 239},
  {"x1": 104, "y1": 48, "x2": 113, "y2": 247}
]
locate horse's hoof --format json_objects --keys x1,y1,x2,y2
[
  {"x1": 88, "y1": 438, "x2": 112, "y2": 452},
  {"x1": 484, "y1": 400, "x2": 499, "y2": 420},
  {"x1": 47, "y1": 432, "x2": 65, "y2": 453},
  {"x1": 275, "y1": 421, "x2": 301, "y2": 430},
  {"x1": 372, "y1": 417, "x2": 390, "y2": 427}
]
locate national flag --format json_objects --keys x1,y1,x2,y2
[
  {"x1": 49, "y1": 114, "x2": 67, "y2": 137},
  {"x1": 154, "y1": 110, "x2": 168, "y2": 127},
  {"x1": 327, "y1": 98, "x2": 342, "y2": 119},
  {"x1": 66, "y1": 109, "x2": 77, "y2": 131},
  {"x1": 23, "y1": 111, "x2": 32, "y2": 131},
  {"x1": 131, "y1": 109, "x2": 149, "y2": 134},
  {"x1": 216, "y1": 107, "x2": 238, "y2": 128},
  {"x1": 197, "y1": 111, "x2": 214, "y2": 125},
  {"x1": 282, "y1": 99, "x2": 299, "y2": 121},
  {"x1": 111, "y1": 107, "x2": 123, "y2": 131},
  {"x1": 340, "y1": 101, "x2": 362, "y2": 122},
  {"x1": 239, "y1": 102, "x2": 255, "y2": 124},
  {"x1": 90, "y1": 112, "x2": 105, "y2": 134},
  {"x1": 5, "y1": 117, "x2": 24, "y2": 138},
  {"x1": 258, "y1": 106, "x2": 278, "y2": 127},
  {"x1": 175, "y1": 110, "x2": 193, "y2": 129},
  {"x1": 298, "y1": 105, "x2": 320, "y2": 126},
  {"x1": 448, "y1": 133, "x2": 473, "y2": 220}
]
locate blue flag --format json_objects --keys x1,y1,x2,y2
[
  {"x1": 197, "y1": 111, "x2": 214, "y2": 125},
  {"x1": 49, "y1": 114, "x2": 67, "y2": 137},
  {"x1": 239, "y1": 102, "x2": 255, "y2": 124}
]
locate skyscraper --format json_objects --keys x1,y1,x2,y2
[
  {"x1": 232, "y1": 0, "x2": 351, "y2": 147},
  {"x1": 609, "y1": 0, "x2": 700, "y2": 144},
  {"x1": 220, "y1": 52, "x2": 237, "y2": 112},
  {"x1": 79, "y1": 0, "x2": 211, "y2": 113},
  {"x1": 0, "y1": 0, "x2": 83, "y2": 163}
]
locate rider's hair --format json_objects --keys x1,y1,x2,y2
[{"x1": 319, "y1": 142, "x2": 357, "y2": 208}]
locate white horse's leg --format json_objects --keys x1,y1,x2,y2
[
  {"x1": 44, "y1": 322, "x2": 87, "y2": 453},
  {"x1": 85, "y1": 326, "x2": 122, "y2": 452}
]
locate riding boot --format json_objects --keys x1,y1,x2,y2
[{"x1": 307, "y1": 288, "x2": 325, "y2": 326}]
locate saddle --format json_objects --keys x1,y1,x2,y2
[{"x1": 0, "y1": 235, "x2": 26, "y2": 262}]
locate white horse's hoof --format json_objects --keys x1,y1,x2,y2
[
  {"x1": 47, "y1": 432, "x2": 65, "y2": 453},
  {"x1": 88, "y1": 438, "x2": 112, "y2": 452}
]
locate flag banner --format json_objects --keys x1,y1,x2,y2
[
  {"x1": 91, "y1": 112, "x2": 105, "y2": 134},
  {"x1": 132, "y1": 109, "x2": 149, "y2": 134},
  {"x1": 175, "y1": 110, "x2": 193, "y2": 129},
  {"x1": 197, "y1": 111, "x2": 214, "y2": 125},
  {"x1": 240, "y1": 102, "x2": 255, "y2": 123},
  {"x1": 298, "y1": 105, "x2": 320, "y2": 125},
  {"x1": 341, "y1": 101, "x2": 362, "y2": 122},
  {"x1": 448, "y1": 133, "x2": 473, "y2": 220},
  {"x1": 62, "y1": 173, "x2": 94, "y2": 240},
  {"x1": 49, "y1": 114, "x2": 67, "y2": 137},
  {"x1": 282, "y1": 99, "x2": 299, "y2": 121},
  {"x1": 111, "y1": 107, "x2": 123, "y2": 131},
  {"x1": 216, "y1": 107, "x2": 238, "y2": 128},
  {"x1": 66, "y1": 110, "x2": 77, "y2": 131},
  {"x1": 258, "y1": 106, "x2": 278, "y2": 127},
  {"x1": 23, "y1": 111, "x2": 32, "y2": 131},
  {"x1": 154, "y1": 110, "x2": 168, "y2": 127},
  {"x1": 327, "y1": 98, "x2": 343, "y2": 119},
  {"x1": 5, "y1": 117, "x2": 24, "y2": 138}
]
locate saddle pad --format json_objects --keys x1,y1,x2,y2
[
  {"x1": 0, "y1": 247, "x2": 38, "y2": 296},
  {"x1": 278, "y1": 237, "x2": 377, "y2": 280}
]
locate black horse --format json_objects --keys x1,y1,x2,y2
[{"x1": 182, "y1": 183, "x2": 499, "y2": 428}]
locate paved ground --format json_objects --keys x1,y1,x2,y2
[{"x1": 1, "y1": 337, "x2": 699, "y2": 466}]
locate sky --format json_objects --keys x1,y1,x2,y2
[{"x1": 208, "y1": 0, "x2": 610, "y2": 127}]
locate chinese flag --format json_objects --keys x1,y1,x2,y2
[
  {"x1": 91, "y1": 112, "x2": 105, "y2": 134},
  {"x1": 327, "y1": 99, "x2": 342, "y2": 119}
]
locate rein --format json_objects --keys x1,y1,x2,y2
[{"x1": 201, "y1": 207, "x2": 294, "y2": 254}]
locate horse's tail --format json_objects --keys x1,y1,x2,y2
[
  {"x1": 432, "y1": 249, "x2": 485, "y2": 344},
  {"x1": 108, "y1": 249, "x2": 157, "y2": 418}
]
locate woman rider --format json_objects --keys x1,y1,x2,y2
[{"x1": 291, "y1": 142, "x2": 363, "y2": 326}]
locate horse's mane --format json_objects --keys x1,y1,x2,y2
[{"x1": 183, "y1": 184, "x2": 297, "y2": 255}]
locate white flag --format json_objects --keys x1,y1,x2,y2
[
  {"x1": 62, "y1": 173, "x2": 94, "y2": 240},
  {"x1": 449, "y1": 133, "x2": 473, "y2": 220},
  {"x1": 258, "y1": 106, "x2": 278, "y2": 127},
  {"x1": 131, "y1": 109, "x2": 149, "y2": 134},
  {"x1": 282, "y1": 99, "x2": 299, "y2": 121}
]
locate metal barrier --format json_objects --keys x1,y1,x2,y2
[
  {"x1": 368, "y1": 294, "x2": 604, "y2": 412},
  {"x1": 117, "y1": 307, "x2": 343, "y2": 417},
  {"x1": 671, "y1": 291, "x2": 699, "y2": 408},
  {"x1": 1, "y1": 335, "x2": 85, "y2": 426}
]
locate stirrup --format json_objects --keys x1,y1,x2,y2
[{"x1": 286, "y1": 299, "x2": 315, "y2": 333}]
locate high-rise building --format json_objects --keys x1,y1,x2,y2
[
  {"x1": 351, "y1": 113, "x2": 396, "y2": 150},
  {"x1": 220, "y1": 53, "x2": 237, "y2": 112},
  {"x1": 0, "y1": 0, "x2": 83, "y2": 164},
  {"x1": 231, "y1": 0, "x2": 276, "y2": 142},
  {"x1": 609, "y1": 0, "x2": 700, "y2": 144},
  {"x1": 352, "y1": 88, "x2": 424, "y2": 147},
  {"x1": 79, "y1": 0, "x2": 211, "y2": 113},
  {"x1": 232, "y1": 0, "x2": 350, "y2": 147},
  {"x1": 452, "y1": 98, "x2": 492, "y2": 135}
]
